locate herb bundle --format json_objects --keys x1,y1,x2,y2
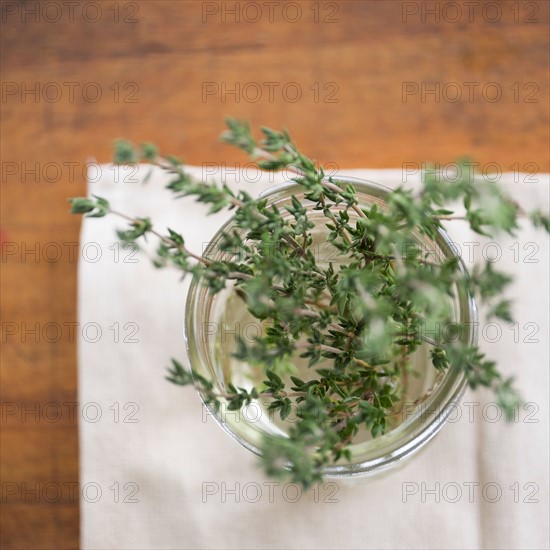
[{"x1": 70, "y1": 119, "x2": 549, "y2": 488}]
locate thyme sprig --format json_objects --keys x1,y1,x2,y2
[{"x1": 70, "y1": 118, "x2": 549, "y2": 488}]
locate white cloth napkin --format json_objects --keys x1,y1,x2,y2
[{"x1": 79, "y1": 165, "x2": 549, "y2": 550}]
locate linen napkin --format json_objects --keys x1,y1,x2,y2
[{"x1": 78, "y1": 165, "x2": 549, "y2": 550}]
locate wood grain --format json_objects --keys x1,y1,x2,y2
[{"x1": 1, "y1": 1, "x2": 548, "y2": 548}]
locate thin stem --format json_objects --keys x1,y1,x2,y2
[
  {"x1": 214, "y1": 389, "x2": 307, "y2": 400},
  {"x1": 320, "y1": 196, "x2": 353, "y2": 245},
  {"x1": 109, "y1": 208, "x2": 213, "y2": 266},
  {"x1": 294, "y1": 342, "x2": 345, "y2": 355},
  {"x1": 254, "y1": 147, "x2": 368, "y2": 220},
  {"x1": 283, "y1": 234, "x2": 308, "y2": 258},
  {"x1": 322, "y1": 181, "x2": 368, "y2": 220},
  {"x1": 294, "y1": 308, "x2": 321, "y2": 319},
  {"x1": 153, "y1": 158, "x2": 245, "y2": 209}
]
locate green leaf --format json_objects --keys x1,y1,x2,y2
[
  {"x1": 68, "y1": 195, "x2": 110, "y2": 218},
  {"x1": 141, "y1": 142, "x2": 158, "y2": 160},
  {"x1": 117, "y1": 217, "x2": 152, "y2": 241},
  {"x1": 113, "y1": 139, "x2": 137, "y2": 164},
  {"x1": 495, "y1": 378, "x2": 521, "y2": 422},
  {"x1": 430, "y1": 348, "x2": 449, "y2": 372},
  {"x1": 530, "y1": 210, "x2": 550, "y2": 233},
  {"x1": 488, "y1": 299, "x2": 514, "y2": 323},
  {"x1": 165, "y1": 359, "x2": 192, "y2": 385}
]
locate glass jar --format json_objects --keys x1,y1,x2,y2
[{"x1": 184, "y1": 177, "x2": 477, "y2": 480}]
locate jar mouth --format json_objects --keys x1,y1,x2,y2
[{"x1": 184, "y1": 177, "x2": 477, "y2": 478}]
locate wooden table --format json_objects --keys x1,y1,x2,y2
[{"x1": 1, "y1": 1, "x2": 548, "y2": 547}]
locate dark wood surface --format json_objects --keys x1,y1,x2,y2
[{"x1": 1, "y1": 1, "x2": 548, "y2": 548}]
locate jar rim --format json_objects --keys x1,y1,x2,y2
[{"x1": 184, "y1": 176, "x2": 477, "y2": 478}]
